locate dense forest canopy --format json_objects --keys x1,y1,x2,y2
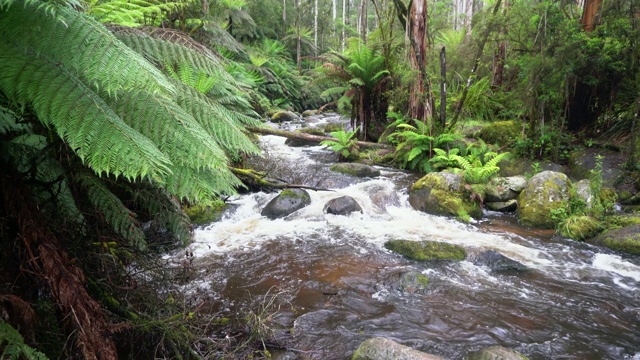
[{"x1": 0, "y1": 0, "x2": 638, "y2": 358}]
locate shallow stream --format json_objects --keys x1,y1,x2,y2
[{"x1": 168, "y1": 116, "x2": 640, "y2": 359}]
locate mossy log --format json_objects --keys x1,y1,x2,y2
[
  {"x1": 230, "y1": 167, "x2": 333, "y2": 192},
  {"x1": 247, "y1": 126, "x2": 390, "y2": 149}
]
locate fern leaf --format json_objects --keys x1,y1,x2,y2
[
  {"x1": 0, "y1": 3, "x2": 174, "y2": 95},
  {"x1": 450, "y1": 154, "x2": 472, "y2": 171},
  {"x1": 76, "y1": 172, "x2": 146, "y2": 249},
  {"x1": 0, "y1": 45, "x2": 172, "y2": 180},
  {"x1": 165, "y1": 165, "x2": 242, "y2": 200},
  {"x1": 131, "y1": 187, "x2": 191, "y2": 244}
]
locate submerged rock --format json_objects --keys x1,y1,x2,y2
[
  {"x1": 517, "y1": 171, "x2": 572, "y2": 228},
  {"x1": 587, "y1": 224, "x2": 640, "y2": 255},
  {"x1": 324, "y1": 196, "x2": 363, "y2": 215},
  {"x1": 330, "y1": 163, "x2": 381, "y2": 178},
  {"x1": 381, "y1": 269, "x2": 430, "y2": 294},
  {"x1": 352, "y1": 338, "x2": 445, "y2": 360},
  {"x1": 467, "y1": 346, "x2": 529, "y2": 360},
  {"x1": 261, "y1": 189, "x2": 311, "y2": 219},
  {"x1": 384, "y1": 240, "x2": 466, "y2": 261},
  {"x1": 408, "y1": 172, "x2": 482, "y2": 221},
  {"x1": 469, "y1": 250, "x2": 528, "y2": 273},
  {"x1": 485, "y1": 200, "x2": 518, "y2": 212}
]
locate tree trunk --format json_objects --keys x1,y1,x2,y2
[
  {"x1": 360, "y1": 0, "x2": 368, "y2": 44},
  {"x1": 247, "y1": 126, "x2": 390, "y2": 149},
  {"x1": 464, "y1": 0, "x2": 473, "y2": 36},
  {"x1": 314, "y1": 0, "x2": 318, "y2": 52},
  {"x1": 408, "y1": 0, "x2": 433, "y2": 126},
  {"x1": 492, "y1": 40, "x2": 506, "y2": 87},
  {"x1": 296, "y1": 0, "x2": 301, "y2": 69},
  {"x1": 342, "y1": 0, "x2": 346, "y2": 51},
  {"x1": 440, "y1": 46, "x2": 447, "y2": 128},
  {"x1": 449, "y1": 0, "x2": 502, "y2": 131},
  {"x1": 283, "y1": 0, "x2": 286, "y2": 22},
  {"x1": 581, "y1": 0, "x2": 602, "y2": 31}
]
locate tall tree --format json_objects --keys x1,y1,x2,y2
[
  {"x1": 581, "y1": 0, "x2": 602, "y2": 31},
  {"x1": 408, "y1": 0, "x2": 434, "y2": 126}
]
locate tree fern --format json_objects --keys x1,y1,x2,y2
[
  {"x1": 87, "y1": 0, "x2": 185, "y2": 28},
  {"x1": 129, "y1": 186, "x2": 191, "y2": 245},
  {"x1": 0, "y1": 321, "x2": 48, "y2": 360}
]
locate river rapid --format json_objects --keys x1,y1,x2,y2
[{"x1": 168, "y1": 115, "x2": 640, "y2": 359}]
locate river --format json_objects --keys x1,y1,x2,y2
[{"x1": 168, "y1": 115, "x2": 640, "y2": 360}]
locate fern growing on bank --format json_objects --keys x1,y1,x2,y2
[
  {"x1": 450, "y1": 151, "x2": 510, "y2": 184},
  {"x1": 0, "y1": 321, "x2": 48, "y2": 360}
]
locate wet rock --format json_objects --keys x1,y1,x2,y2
[
  {"x1": 330, "y1": 163, "x2": 381, "y2": 178},
  {"x1": 568, "y1": 148, "x2": 626, "y2": 187},
  {"x1": 557, "y1": 215, "x2": 603, "y2": 241},
  {"x1": 469, "y1": 250, "x2": 528, "y2": 273},
  {"x1": 271, "y1": 110, "x2": 299, "y2": 123},
  {"x1": 324, "y1": 196, "x2": 363, "y2": 215},
  {"x1": 324, "y1": 122, "x2": 344, "y2": 133},
  {"x1": 261, "y1": 189, "x2": 311, "y2": 219},
  {"x1": 476, "y1": 120, "x2": 521, "y2": 148},
  {"x1": 384, "y1": 240, "x2": 466, "y2": 261},
  {"x1": 517, "y1": 171, "x2": 572, "y2": 228},
  {"x1": 408, "y1": 172, "x2": 482, "y2": 221},
  {"x1": 485, "y1": 176, "x2": 527, "y2": 202},
  {"x1": 587, "y1": 224, "x2": 640, "y2": 255},
  {"x1": 352, "y1": 338, "x2": 445, "y2": 360},
  {"x1": 368, "y1": 184, "x2": 400, "y2": 210},
  {"x1": 285, "y1": 138, "x2": 318, "y2": 147},
  {"x1": 574, "y1": 179, "x2": 594, "y2": 208},
  {"x1": 302, "y1": 109, "x2": 321, "y2": 117},
  {"x1": 485, "y1": 200, "x2": 518, "y2": 212},
  {"x1": 467, "y1": 346, "x2": 529, "y2": 360},
  {"x1": 382, "y1": 269, "x2": 430, "y2": 294},
  {"x1": 499, "y1": 158, "x2": 566, "y2": 177}
]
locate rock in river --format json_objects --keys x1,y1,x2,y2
[
  {"x1": 324, "y1": 196, "x2": 363, "y2": 215},
  {"x1": 261, "y1": 189, "x2": 311, "y2": 219}
]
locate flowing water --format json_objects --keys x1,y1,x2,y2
[{"x1": 168, "y1": 116, "x2": 640, "y2": 360}]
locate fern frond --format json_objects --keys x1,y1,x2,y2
[
  {"x1": 76, "y1": 172, "x2": 147, "y2": 250},
  {"x1": 0, "y1": 321, "x2": 48, "y2": 360},
  {"x1": 0, "y1": 106, "x2": 27, "y2": 134},
  {"x1": 130, "y1": 186, "x2": 191, "y2": 245},
  {"x1": 0, "y1": 45, "x2": 172, "y2": 180},
  {"x1": 88, "y1": 0, "x2": 184, "y2": 28},
  {"x1": 165, "y1": 164, "x2": 242, "y2": 200},
  {"x1": 0, "y1": 3, "x2": 174, "y2": 95},
  {"x1": 484, "y1": 151, "x2": 510, "y2": 168},
  {"x1": 450, "y1": 154, "x2": 472, "y2": 171}
]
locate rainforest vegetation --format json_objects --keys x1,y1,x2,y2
[{"x1": 0, "y1": 0, "x2": 638, "y2": 358}]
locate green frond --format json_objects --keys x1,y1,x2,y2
[
  {"x1": 0, "y1": 45, "x2": 172, "y2": 180},
  {"x1": 88, "y1": 0, "x2": 184, "y2": 28},
  {"x1": 174, "y1": 83, "x2": 260, "y2": 156},
  {"x1": 0, "y1": 106, "x2": 27, "y2": 134},
  {"x1": 76, "y1": 172, "x2": 147, "y2": 250},
  {"x1": 165, "y1": 164, "x2": 242, "y2": 200},
  {"x1": 103, "y1": 88, "x2": 228, "y2": 172},
  {"x1": 0, "y1": 321, "x2": 48, "y2": 360},
  {"x1": 451, "y1": 154, "x2": 472, "y2": 171},
  {"x1": 0, "y1": 2, "x2": 174, "y2": 96},
  {"x1": 130, "y1": 187, "x2": 191, "y2": 245}
]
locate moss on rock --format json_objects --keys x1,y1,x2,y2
[
  {"x1": 588, "y1": 224, "x2": 640, "y2": 255},
  {"x1": 517, "y1": 171, "x2": 572, "y2": 228},
  {"x1": 409, "y1": 172, "x2": 481, "y2": 221},
  {"x1": 384, "y1": 240, "x2": 466, "y2": 261},
  {"x1": 558, "y1": 215, "x2": 603, "y2": 240},
  {"x1": 183, "y1": 199, "x2": 225, "y2": 225},
  {"x1": 477, "y1": 120, "x2": 521, "y2": 147}
]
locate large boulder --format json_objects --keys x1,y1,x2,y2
[
  {"x1": 568, "y1": 148, "x2": 626, "y2": 187},
  {"x1": 271, "y1": 110, "x2": 299, "y2": 123},
  {"x1": 587, "y1": 224, "x2": 640, "y2": 255},
  {"x1": 301, "y1": 109, "x2": 321, "y2": 117},
  {"x1": 485, "y1": 200, "x2": 518, "y2": 212},
  {"x1": 330, "y1": 163, "x2": 381, "y2": 178},
  {"x1": 469, "y1": 250, "x2": 528, "y2": 273},
  {"x1": 517, "y1": 171, "x2": 572, "y2": 228},
  {"x1": 408, "y1": 172, "x2": 482, "y2": 221},
  {"x1": 476, "y1": 120, "x2": 522, "y2": 148},
  {"x1": 261, "y1": 189, "x2": 311, "y2": 219},
  {"x1": 384, "y1": 240, "x2": 466, "y2": 261},
  {"x1": 324, "y1": 196, "x2": 363, "y2": 215},
  {"x1": 352, "y1": 338, "x2": 445, "y2": 360},
  {"x1": 574, "y1": 179, "x2": 594, "y2": 208},
  {"x1": 485, "y1": 176, "x2": 527, "y2": 202},
  {"x1": 467, "y1": 346, "x2": 529, "y2": 360}
]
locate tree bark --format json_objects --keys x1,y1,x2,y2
[
  {"x1": 314, "y1": 0, "x2": 318, "y2": 52},
  {"x1": 342, "y1": 0, "x2": 347, "y2": 51},
  {"x1": 492, "y1": 40, "x2": 506, "y2": 87},
  {"x1": 283, "y1": 0, "x2": 286, "y2": 22},
  {"x1": 580, "y1": 0, "x2": 602, "y2": 31},
  {"x1": 440, "y1": 46, "x2": 447, "y2": 128},
  {"x1": 408, "y1": 0, "x2": 433, "y2": 126},
  {"x1": 247, "y1": 126, "x2": 390, "y2": 149},
  {"x1": 360, "y1": 0, "x2": 368, "y2": 44}
]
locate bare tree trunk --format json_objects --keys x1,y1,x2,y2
[
  {"x1": 440, "y1": 46, "x2": 447, "y2": 128},
  {"x1": 360, "y1": 0, "x2": 368, "y2": 44},
  {"x1": 581, "y1": 0, "x2": 602, "y2": 31},
  {"x1": 465, "y1": 0, "x2": 473, "y2": 36},
  {"x1": 314, "y1": 0, "x2": 318, "y2": 53},
  {"x1": 408, "y1": 0, "x2": 433, "y2": 125},
  {"x1": 283, "y1": 0, "x2": 286, "y2": 22},
  {"x1": 449, "y1": 0, "x2": 502, "y2": 131},
  {"x1": 296, "y1": 0, "x2": 301, "y2": 69},
  {"x1": 492, "y1": 40, "x2": 506, "y2": 87},
  {"x1": 342, "y1": 0, "x2": 347, "y2": 51}
]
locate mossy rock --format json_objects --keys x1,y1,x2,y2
[
  {"x1": 558, "y1": 215, "x2": 603, "y2": 241},
  {"x1": 384, "y1": 240, "x2": 466, "y2": 261},
  {"x1": 296, "y1": 127, "x2": 325, "y2": 136},
  {"x1": 604, "y1": 214, "x2": 640, "y2": 228},
  {"x1": 271, "y1": 110, "x2": 299, "y2": 123},
  {"x1": 352, "y1": 338, "x2": 445, "y2": 360},
  {"x1": 301, "y1": 109, "x2": 321, "y2": 117},
  {"x1": 567, "y1": 148, "x2": 626, "y2": 187},
  {"x1": 467, "y1": 346, "x2": 529, "y2": 360},
  {"x1": 477, "y1": 120, "x2": 521, "y2": 147},
  {"x1": 330, "y1": 163, "x2": 381, "y2": 177},
  {"x1": 587, "y1": 224, "x2": 640, "y2": 255},
  {"x1": 183, "y1": 200, "x2": 226, "y2": 225},
  {"x1": 409, "y1": 172, "x2": 482, "y2": 221},
  {"x1": 324, "y1": 122, "x2": 344, "y2": 133},
  {"x1": 517, "y1": 171, "x2": 572, "y2": 228},
  {"x1": 261, "y1": 189, "x2": 311, "y2": 219}
]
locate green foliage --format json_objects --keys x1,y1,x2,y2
[
  {"x1": 87, "y1": 0, "x2": 185, "y2": 27},
  {"x1": 0, "y1": 321, "x2": 48, "y2": 360},
  {"x1": 450, "y1": 77, "x2": 502, "y2": 121},
  {"x1": 449, "y1": 150, "x2": 510, "y2": 184},
  {"x1": 513, "y1": 130, "x2": 575, "y2": 163},
  {"x1": 321, "y1": 129, "x2": 359, "y2": 161}
]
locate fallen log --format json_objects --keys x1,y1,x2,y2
[
  {"x1": 247, "y1": 126, "x2": 391, "y2": 149},
  {"x1": 230, "y1": 167, "x2": 334, "y2": 192}
]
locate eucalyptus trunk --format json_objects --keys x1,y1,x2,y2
[
  {"x1": 408, "y1": 0, "x2": 433, "y2": 127},
  {"x1": 581, "y1": 0, "x2": 602, "y2": 31}
]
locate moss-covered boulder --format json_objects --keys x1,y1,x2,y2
[
  {"x1": 469, "y1": 250, "x2": 528, "y2": 273},
  {"x1": 183, "y1": 200, "x2": 226, "y2": 225},
  {"x1": 324, "y1": 122, "x2": 344, "y2": 133},
  {"x1": 568, "y1": 148, "x2": 626, "y2": 187},
  {"x1": 301, "y1": 109, "x2": 321, "y2": 117},
  {"x1": 408, "y1": 172, "x2": 482, "y2": 221},
  {"x1": 352, "y1": 338, "x2": 445, "y2": 360},
  {"x1": 558, "y1": 215, "x2": 603, "y2": 240},
  {"x1": 499, "y1": 158, "x2": 566, "y2": 177},
  {"x1": 384, "y1": 240, "x2": 466, "y2": 261},
  {"x1": 574, "y1": 179, "x2": 594, "y2": 208},
  {"x1": 517, "y1": 171, "x2": 572, "y2": 228},
  {"x1": 485, "y1": 176, "x2": 527, "y2": 202},
  {"x1": 477, "y1": 120, "x2": 521, "y2": 147},
  {"x1": 467, "y1": 346, "x2": 529, "y2": 360},
  {"x1": 485, "y1": 200, "x2": 518, "y2": 212},
  {"x1": 382, "y1": 270, "x2": 430, "y2": 294},
  {"x1": 261, "y1": 189, "x2": 311, "y2": 219},
  {"x1": 270, "y1": 110, "x2": 299, "y2": 123},
  {"x1": 587, "y1": 224, "x2": 640, "y2": 255},
  {"x1": 330, "y1": 163, "x2": 381, "y2": 177}
]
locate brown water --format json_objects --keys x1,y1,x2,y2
[{"x1": 169, "y1": 131, "x2": 640, "y2": 360}]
